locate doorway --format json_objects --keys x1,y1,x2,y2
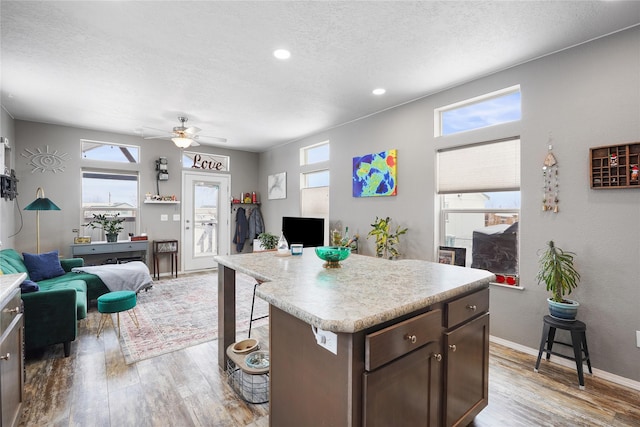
[{"x1": 182, "y1": 171, "x2": 230, "y2": 271}]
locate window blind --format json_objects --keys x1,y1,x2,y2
[{"x1": 437, "y1": 138, "x2": 520, "y2": 194}]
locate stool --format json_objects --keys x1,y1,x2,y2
[
  {"x1": 97, "y1": 291, "x2": 139, "y2": 338},
  {"x1": 248, "y1": 280, "x2": 268, "y2": 338},
  {"x1": 534, "y1": 315, "x2": 592, "y2": 389}
]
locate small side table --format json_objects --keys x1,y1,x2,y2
[{"x1": 153, "y1": 239, "x2": 178, "y2": 280}]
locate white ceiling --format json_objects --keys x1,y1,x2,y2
[{"x1": 2, "y1": 1, "x2": 639, "y2": 152}]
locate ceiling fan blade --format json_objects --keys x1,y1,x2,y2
[
  {"x1": 189, "y1": 140, "x2": 201, "y2": 147},
  {"x1": 143, "y1": 135, "x2": 171, "y2": 140},
  {"x1": 185, "y1": 126, "x2": 201, "y2": 134},
  {"x1": 197, "y1": 135, "x2": 228, "y2": 143}
]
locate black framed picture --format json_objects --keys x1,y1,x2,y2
[{"x1": 438, "y1": 246, "x2": 467, "y2": 267}]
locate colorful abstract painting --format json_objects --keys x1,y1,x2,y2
[{"x1": 352, "y1": 149, "x2": 397, "y2": 197}]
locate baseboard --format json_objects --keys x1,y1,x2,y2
[{"x1": 489, "y1": 335, "x2": 640, "y2": 392}]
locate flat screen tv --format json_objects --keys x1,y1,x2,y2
[{"x1": 282, "y1": 217, "x2": 325, "y2": 248}]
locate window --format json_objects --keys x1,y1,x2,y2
[
  {"x1": 437, "y1": 138, "x2": 520, "y2": 284},
  {"x1": 300, "y1": 142, "x2": 330, "y2": 244},
  {"x1": 300, "y1": 141, "x2": 330, "y2": 165},
  {"x1": 82, "y1": 170, "x2": 139, "y2": 240},
  {"x1": 435, "y1": 86, "x2": 521, "y2": 137},
  {"x1": 81, "y1": 140, "x2": 139, "y2": 163}
]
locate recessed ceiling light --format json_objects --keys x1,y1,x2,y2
[
  {"x1": 273, "y1": 49, "x2": 291, "y2": 60},
  {"x1": 372, "y1": 88, "x2": 386, "y2": 95}
]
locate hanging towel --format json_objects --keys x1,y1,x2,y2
[{"x1": 233, "y1": 207, "x2": 249, "y2": 252}]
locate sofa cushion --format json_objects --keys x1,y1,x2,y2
[
  {"x1": 36, "y1": 279, "x2": 88, "y2": 320},
  {"x1": 23, "y1": 250, "x2": 66, "y2": 281},
  {"x1": 0, "y1": 249, "x2": 29, "y2": 276}
]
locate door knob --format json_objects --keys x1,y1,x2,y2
[
  {"x1": 404, "y1": 334, "x2": 417, "y2": 344},
  {"x1": 0, "y1": 353, "x2": 10, "y2": 361},
  {"x1": 432, "y1": 353, "x2": 442, "y2": 362},
  {"x1": 449, "y1": 344, "x2": 457, "y2": 352}
]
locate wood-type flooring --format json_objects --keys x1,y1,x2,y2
[{"x1": 19, "y1": 308, "x2": 640, "y2": 426}]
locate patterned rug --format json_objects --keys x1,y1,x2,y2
[{"x1": 113, "y1": 271, "x2": 269, "y2": 364}]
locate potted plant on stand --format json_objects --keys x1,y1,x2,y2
[
  {"x1": 536, "y1": 240, "x2": 581, "y2": 320},
  {"x1": 85, "y1": 213, "x2": 125, "y2": 243},
  {"x1": 367, "y1": 216, "x2": 408, "y2": 259}
]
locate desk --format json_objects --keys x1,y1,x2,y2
[
  {"x1": 153, "y1": 240, "x2": 178, "y2": 280},
  {"x1": 70, "y1": 240, "x2": 149, "y2": 264}
]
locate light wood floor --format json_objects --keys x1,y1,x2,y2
[{"x1": 19, "y1": 308, "x2": 640, "y2": 427}]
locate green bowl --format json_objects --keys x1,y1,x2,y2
[{"x1": 315, "y1": 246, "x2": 351, "y2": 268}]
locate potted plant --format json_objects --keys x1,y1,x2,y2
[
  {"x1": 367, "y1": 216, "x2": 408, "y2": 259},
  {"x1": 85, "y1": 213, "x2": 125, "y2": 242},
  {"x1": 536, "y1": 240, "x2": 581, "y2": 320},
  {"x1": 257, "y1": 232, "x2": 278, "y2": 251}
]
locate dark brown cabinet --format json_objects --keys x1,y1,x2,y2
[
  {"x1": 363, "y1": 310, "x2": 442, "y2": 426},
  {"x1": 443, "y1": 289, "x2": 490, "y2": 427}
]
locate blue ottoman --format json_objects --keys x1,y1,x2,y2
[{"x1": 96, "y1": 290, "x2": 139, "y2": 338}]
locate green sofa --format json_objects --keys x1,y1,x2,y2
[{"x1": 0, "y1": 249, "x2": 109, "y2": 356}]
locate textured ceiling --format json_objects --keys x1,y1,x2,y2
[{"x1": 1, "y1": 1, "x2": 639, "y2": 152}]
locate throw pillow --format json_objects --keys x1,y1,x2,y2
[
  {"x1": 22, "y1": 250, "x2": 66, "y2": 282},
  {"x1": 20, "y1": 279, "x2": 39, "y2": 293}
]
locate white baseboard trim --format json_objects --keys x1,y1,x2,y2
[{"x1": 489, "y1": 335, "x2": 640, "y2": 392}]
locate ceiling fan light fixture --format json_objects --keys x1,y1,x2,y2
[{"x1": 172, "y1": 137, "x2": 192, "y2": 148}]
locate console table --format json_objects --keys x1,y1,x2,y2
[{"x1": 70, "y1": 240, "x2": 149, "y2": 264}]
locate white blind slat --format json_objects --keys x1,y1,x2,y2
[{"x1": 438, "y1": 139, "x2": 520, "y2": 194}]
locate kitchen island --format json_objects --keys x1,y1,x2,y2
[{"x1": 214, "y1": 249, "x2": 494, "y2": 426}]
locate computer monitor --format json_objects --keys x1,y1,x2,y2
[{"x1": 282, "y1": 216, "x2": 325, "y2": 247}]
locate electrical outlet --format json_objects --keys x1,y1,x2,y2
[
  {"x1": 636, "y1": 331, "x2": 640, "y2": 348},
  {"x1": 311, "y1": 326, "x2": 337, "y2": 355},
  {"x1": 173, "y1": 214, "x2": 180, "y2": 221},
  {"x1": 160, "y1": 214, "x2": 168, "y2": 221}
]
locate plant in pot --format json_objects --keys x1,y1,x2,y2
[
  {"x1": 536, "y1": 240, "x2": 581, "y2": 320},
  {"x1": 85, "y1": 213, "x2": 125, "y2": 243},
  {"x1": 367, "y1": 216, "x2": 408, "y2": 259},
  {"x1": 257, "y1": 232, "x2": 278, "y2": 251}
]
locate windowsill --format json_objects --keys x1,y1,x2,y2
[{"x1": 490, "y1": 282, "x2": 524, "y2": 291}]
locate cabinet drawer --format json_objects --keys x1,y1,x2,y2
[
  {"x1": 118, "y1": 241, "x2": 148, "y2": 252},
  {"x1": 72, "y1": 244, "x2": 114, "y2": 255},
  {"x1": 445, "y1": 288, "x2": 489, "y2": 329},
  {"x1": 365, "y1": 309, "x2": 441, "y2": 371},
  {"x1": 1, "y1": 288, "x2": 21, "y2": 335}
]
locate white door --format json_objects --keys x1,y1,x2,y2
[{"x1": 182, "y1": 171, "x2": 230, "y2": 271}]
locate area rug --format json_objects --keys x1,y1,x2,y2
[{"x1": 113, "y1": 271, "x2": 269, "y2": 364}]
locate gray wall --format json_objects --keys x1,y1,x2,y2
[
  {"x1": 6, "y1": 120, "x2": 259, "y2": 266},
  {"x1": 259, "y1": 27, "x2": 640, "y2": 381},
  {"x1": 0, "y1": 107, "x2": 17, "y2": 248}
]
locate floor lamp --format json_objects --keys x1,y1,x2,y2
[{"x1": 24, "y1": 187, "x2": 60, "y2": 254}]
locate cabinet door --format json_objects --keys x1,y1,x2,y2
[
  {"x1": 1, "y1": 316, "x2": 24, "y2": 427},
  {"x1": 363, "y1": 340, "x2": 442, "y2": 427},
  {"x1": 443, "y1": 313, "x2": 489, "y2": 427}
]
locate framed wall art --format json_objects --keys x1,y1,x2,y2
[
  {"x1": 268, "y1": 172, "x2": 287, "y2": 200},
  {"x1": 352, "y1": 149, "x2": 397, "y2": 197}
]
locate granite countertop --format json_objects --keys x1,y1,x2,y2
[
  {"x1": 0, "y1": 273, "x2": 27, "y2": 303},
  {"x1": 214, "y1": 249, "x2": 494, "y2": 333}
]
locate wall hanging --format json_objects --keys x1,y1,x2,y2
[
  {"x1": 542, "y1": 146, "x2": 559, "y2": 213},
  {"x1": 268, "y1": 172, "x2": 286, "y2": 199},
  {"x1": 22, "y1": 145, "x2": 69, "y2": 173},
  {"x1": 352, "y1": 149, "x2": 397, "y2": 197}
]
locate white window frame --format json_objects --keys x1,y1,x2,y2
[
  {"x1": 434, "y1": 85, "x2": 521, "y2": 137},
  {"x1": 300, "y1": 140, "x2": 330, "y2": 166}
]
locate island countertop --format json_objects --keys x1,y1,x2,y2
[{"x1": 214, "y1": 249, "x2": 494, "y2": 333}]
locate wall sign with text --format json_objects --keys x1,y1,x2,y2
[{"x1": 182, "y1": 151, "x2": 230, "y2": 172}]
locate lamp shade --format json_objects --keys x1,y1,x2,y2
[
  {"x1": 172, "y1": 137, "x2": 192, "y2": 148},
  {"x1": 24, "y1": 197, "x2": 60, "y2": 211},
  {"x1": 23, "y1": 187, "x2": 60, "y2": 254}
]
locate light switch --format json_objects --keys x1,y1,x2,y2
[
  {"x1": 160, "y1": 214, "x2": 168, "y2": 221},
  {"x1": 173, "y1": 214, "x2": 180, "y2": 221}
]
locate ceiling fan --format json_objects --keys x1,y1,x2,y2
[{"x1": 143, "y1": 116, "x2": 227, "y2": 148}]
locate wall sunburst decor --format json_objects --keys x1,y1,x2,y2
[{"x1": 22, "y1": 145, "x2": 69, "y2": 173}]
